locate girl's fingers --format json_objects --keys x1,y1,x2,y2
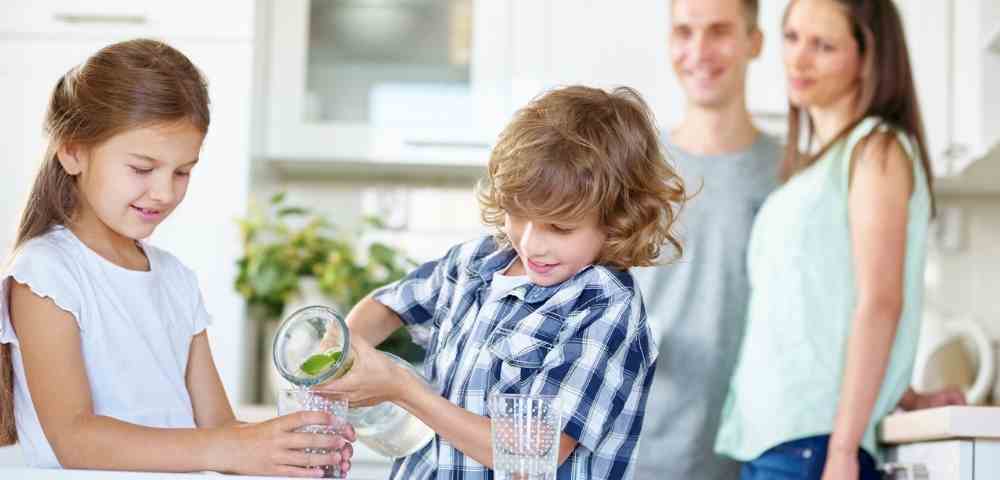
[
  {"x1": 280, "y1": 411, "x2": 333, "y2": 432},
  {"x1": 272, "y1": 465, "x2": 325, "y2": 478},
  {"x1": 340, "y1": 423, "x2": 357, "y2": 442},
  {"x1": 340, "y1": 440, "x2": 354, "y2": 460},
  {"x1": 279, "y1": 449, "x2": 344, "y2": 469},
  {"x1": 284, "y1": 431, "x2": 348, "y2": 450}
]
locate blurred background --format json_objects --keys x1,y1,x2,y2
[{"x1": 1, "y1": 0, "x2": 998, "y2": 415}]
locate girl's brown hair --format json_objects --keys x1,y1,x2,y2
[
  {"x1": 781, "y1": 0, "x2": 934, "y2": 210},
  {"x1": 477, "y1": 85, "x2": 687, "y2": 270},
  {"x1": 1, "y1": 38, "x2": 210, "y2": 446}
]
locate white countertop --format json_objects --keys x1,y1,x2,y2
[
  {"x1": 0, "y1": 405, "x2": 394, "y2": 479},
  {"x1": 880, "y1": 406, "x2": 1000, "y2": 444},
  {"x1": 0, "y1": 468, "x2": 387, "y2": 480}
]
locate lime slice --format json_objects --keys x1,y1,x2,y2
[{"x1": 300, "y1": 349, "x2": 343, "y2": 376}]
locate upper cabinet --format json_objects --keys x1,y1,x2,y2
[
  {"x1": 263, "y1": 0, "x2": 512, "y2": 168},
  {"x1": 0, "y1": 0, "x2": 252, "y2": 40},
  {"x1": 898, "y1": 0, "x2": 999, "y2": 180},
  {"x1": 260, "y1": 0, "x2": 999, "y2": 184},
  {"x1": 503, "y1": 1, "x2": 789, "y2": 137}
]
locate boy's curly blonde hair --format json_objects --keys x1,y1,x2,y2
[{"x1": 477, "y1": 85, "x2": 686, "y2": 270}]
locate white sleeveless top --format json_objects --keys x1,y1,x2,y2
[{"x1": 0, "y1": 227, "x2": 212, "y2": 467}]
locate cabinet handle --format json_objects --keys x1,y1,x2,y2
[
  {"x1": 53, "y1": 13, "x2": 148, "y2": 26},
  {"x1": 943, "y1": 143, "x2": 969, "y2": 160},
  {"x1": 404, "y1": 140, "x2": 491, "y2": 150},
  {"x1": 880, "y1": 462, "x2": 929, "y2": 480}
]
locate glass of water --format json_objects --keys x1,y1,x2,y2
[
  {"x1": 277, "y1": 388, "x2": 351, "y2": 478},
  {"x1": 488, "y1": 393, "x2": 562, "y2": 480}
]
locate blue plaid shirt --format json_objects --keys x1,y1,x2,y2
[{"x1": 372, "y1": 236, "x2": 658, "y2": 480}]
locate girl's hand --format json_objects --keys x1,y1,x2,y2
[
  {"x1": 820, "y1": 449, "x2": 858, "y2": 480},
  {"x1": 220, "y1": 411, "x2": 356, "y2": 477},
  {"x1": 319, "y1": 336, "x2": 414, "y2": 407}
]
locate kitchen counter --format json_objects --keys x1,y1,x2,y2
[
  {"x1": 880, "y1": 405, "x2": 1000, "y2": 443},
  {"x1": 0, "y1": 468, "x2": 386, "y2": 480},
  {"x1": 0, "y1": 405, "x2": 395, "y2": 479},
  {"x1": 880, "y1": 406, "x2": 1000, "y2": 480}
]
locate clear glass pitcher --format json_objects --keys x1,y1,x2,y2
[{"x1": 272, "y1": 305, "x2": 435, "y2": 458}]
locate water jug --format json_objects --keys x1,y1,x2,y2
[{"x1": 272, "y1": 305, "x2": 435, "y2": 457}]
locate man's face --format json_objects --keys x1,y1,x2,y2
[{"x1": 670, "y1": 0, "x2": 762, "y2": 109}]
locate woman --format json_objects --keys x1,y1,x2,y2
[{"x1": 715, "y1": 1, "x2": 961, "y2": 478}]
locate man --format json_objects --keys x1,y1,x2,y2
[{"x1": 633, "y1": 0, "x2": 780, "y2": 478}]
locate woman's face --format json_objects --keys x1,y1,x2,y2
[{"x1": 782, "y1": 0, "x2": 863, "y2": 109}]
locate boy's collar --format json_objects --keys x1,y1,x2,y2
[{"x1": 466, "y1": 242, "x2": 582, "y2": 305}]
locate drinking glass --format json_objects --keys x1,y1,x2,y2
[
  {"x1": 487, "y1": 393, "x2": 561, "y2": 480},
  {"x1": 277, "y1": 388, "x2": 351, "y2": 478}
]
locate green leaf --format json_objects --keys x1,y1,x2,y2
[
  {"x1": 299, "y1": 349, "x2": 343, "y2": 376},
  {"x1": 270, "y1": 191, "x2": 287, "y2": 205},
  {"x1": 277, "y1": 207, "x2": 309, "y2": 217}
]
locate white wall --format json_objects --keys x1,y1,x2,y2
[{"x1": 925, "y1": 193, "x2": 1000, "y2": 340}]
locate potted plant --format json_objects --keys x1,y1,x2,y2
[{"x1": 235, "y1": 192, "x2": 421, "y2": 402}]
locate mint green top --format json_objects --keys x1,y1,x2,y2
[{"x1": 715, "y1": 117, "x2": 931, "y2": 460}]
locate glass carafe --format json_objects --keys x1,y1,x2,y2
[{"x1": 272, "y1": 305, "x2": 435, "y2": 458}]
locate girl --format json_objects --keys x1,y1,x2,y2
[
  {"x1": 716, "y1": 1, "x2": 961, "y2": 479},
  {"x1": 0, "y1": 39, "x2": 353, "y2": 477}
]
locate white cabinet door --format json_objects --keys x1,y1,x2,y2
[
  {"x1": 0, "y1": 40, "x2": 103, "y2": 255},
  {"x1": 886, "y1": 440, "x2": 974, "y2": 480},
  {"x1": 897, "y1": 0, "x2": 953, "y2": 178},
  {"x1": 751, "y1": 0, "x2": 790, "y2": 133},
  {"x1": 897, "y1": 0, "x2": 1000, "y2": 178},
  {"x1": 264, "y1": 0, "x2": 510, "y2": 166},
  {"x1": 974, "y1": 440, "x2": 1000, "y2": 480},
  {"x1": 526, "y1": 0, "x2": 789, "y2": 134},
  {"x1": 530, "y1": 0, "x2": 673, "y2": 124},
  {"x1": 1, "y1": 0, "x2": 253, "y2": 40}
]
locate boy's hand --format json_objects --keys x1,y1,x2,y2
[{"x1": 319, "y1": 336, "x2": 416, "y2": 407}]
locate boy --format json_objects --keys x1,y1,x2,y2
[{"x1": 322, "y1": 85, "x2": 687, "y2": 480}]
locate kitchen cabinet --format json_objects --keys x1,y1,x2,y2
[
  {"x1": 262, "y1": 0, "x2": 512, "y2": 169},
  {"x1": 886, "y1": 439, "x2": 1000, "y2": 479},
  {"x1": 507, "y1": 0, "x2": 789, "y2": 137},
  {"x1": 0, "y1": 2, "x2": 256, "y2": 402},
  {"x1": 897, "y1": 0, "x2": 1000, "y2": 182},
  {"x1": 0, "y1": 0, "x2": 252, "y2": 40},
  {"x1": 881, "y1": 406, "x2": 1000, "y2": 479}
]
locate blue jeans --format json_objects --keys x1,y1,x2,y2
[{"x1": 740, "y1": 435, "x2": 881, "y2": 480}]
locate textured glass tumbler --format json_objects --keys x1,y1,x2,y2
[
  {"x1": 488, "y1": 394, "x2": 561, "y2": 480},
  {"x1": 277, "y1": 389, "x2": 351, "y2": 478}
]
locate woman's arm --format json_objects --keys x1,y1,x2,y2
[
  {"x1": 10, "y1": 282, "x2": 345, "y2": 477},
  {"x1": 824, "y1": 134, "x2": 914, "y2": 478},
  {"x1": 322, "y1": 336, "x2": 578, "y2": 468}
]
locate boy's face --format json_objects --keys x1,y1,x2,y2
[
  {"x1": 58, "y1": 121, "x2": 204, "y2": 241},
  {"x1": 670, "y1": 0, "x2": 762, "y2": 109},
  {"x1": 502, "y1": 211, "x2": 606, "y2": 287}
]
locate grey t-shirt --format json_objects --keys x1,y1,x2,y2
[{"x1": 632, "y1": 133, "x2": 781, "y2": 479}]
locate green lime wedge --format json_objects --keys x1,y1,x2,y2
[{"x1": 299, "y1": 349, "x2": 343, "y2": 376}]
